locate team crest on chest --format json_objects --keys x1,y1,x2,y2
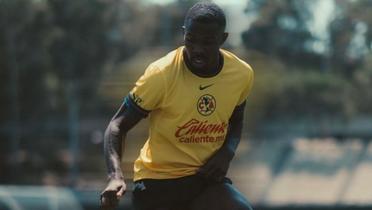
[{"x1": 197, "y1": 94, "x2": 216, "y2": 116}]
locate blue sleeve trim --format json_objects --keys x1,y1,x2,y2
[{"x1": 124, "y1": 95, "x2": 150, "y2": 118}]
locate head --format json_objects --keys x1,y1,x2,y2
[{"x1": 183, "y1": 2, "x2": 228, "y2": 73}]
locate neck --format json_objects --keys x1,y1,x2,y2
[{"x1": 183, "y1": 50, "x2": 223, "y2": 78}]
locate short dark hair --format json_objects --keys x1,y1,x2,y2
[{"x1": 184, "y1": 1, "x2": 226, "y2": 31}]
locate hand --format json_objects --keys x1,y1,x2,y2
[
  {"x1": 197, "y1": 147, "x2": 234, "y2": 182},
  {"x1": 100, "y1": 178, "x2": 126, "y2": 210}
]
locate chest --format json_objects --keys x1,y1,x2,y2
[{"x1": 162, "y1": 72, "x2": 243, "y2": 121}]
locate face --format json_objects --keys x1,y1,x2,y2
[{"x1": 183, "y1": 20, "x2": 228, "y2": 73}]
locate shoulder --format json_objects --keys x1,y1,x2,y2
[
  {"x1": 136, "y1": 47, "x2": 184, "y2": 90},
  {"x1": 147, "y1": 47, "x2": 184, "y2": 74},
  {"x1": 221, "y1": 49, "x2": 254, "y2": 79}
]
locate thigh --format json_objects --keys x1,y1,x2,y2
[
  {"x1": 132, "y1": 176, "x2": 205, "y2": 210},
  {"x1": 189, "y1": 181, "x2": 253, "y2": 210}
]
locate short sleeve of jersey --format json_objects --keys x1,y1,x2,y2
[
  {"x1": 237, "y1": 65, "x2": 254, "y2": 105},
  {"x1": 129, "y1": 64, "x2": 166, "y2": 111}
]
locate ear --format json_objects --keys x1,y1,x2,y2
[
  {"x1": 220, "y1": 32, "x2": 229, "y2": 45},
  {"x1": 182, "y1": 25, "x2": 186, "y2": 41}
]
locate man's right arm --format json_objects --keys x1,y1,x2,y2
[{"x1": 101, "y1": 95, "x2": 148, "y2": 209}]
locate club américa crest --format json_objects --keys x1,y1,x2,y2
[{"x1": 197, "y1": 94, "x2": 216, "y2": 116}]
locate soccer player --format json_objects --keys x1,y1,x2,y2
[{"x1": 100, "y1": 2, "x2": 254, "y2": 210}]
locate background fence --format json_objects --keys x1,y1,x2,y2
[{"x1": 1, "y1": 0, "x2": 372, "y2": 209}]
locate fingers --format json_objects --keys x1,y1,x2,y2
[
  {"x1": 198, "y1": 164, "x2": 226, "y2": 182},
  {"x1": 209, "y1": 168, "x2": 225, "y2": 182},
  {"x1": 101, "y1": 191, "x2": 119, "y2": 210},
  {"x1": 213, "y1": 171, "x2": 225, "y2": 182},
  {"x1": 100, "y1": 178, "x2": 126, "y2": 210},
  {"x1": 116, "y1": 185, "x2": 126, "y2": 198},
  {"x1": 197, "y1": 165, "x2": 207, "y2": 176}
]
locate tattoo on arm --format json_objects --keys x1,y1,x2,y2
[
  {"x1": 103, "y1": 96, "x2": 147, "y2": 179},
  {"x1": 104, "y1": 120, "x2": 125, "y2": 179}
]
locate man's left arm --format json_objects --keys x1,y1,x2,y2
[{"x1": 198, "y1": 101, "x2": 246, "y2": 182}]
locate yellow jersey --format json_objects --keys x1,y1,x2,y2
[{"x1": 130, "y1": 46, "x2": 254, "y2": 181}]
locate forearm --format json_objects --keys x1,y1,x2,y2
[
  {"x1": 104, "y1": 122, "x2": 126, "y2": 179},
  {"x1": 222, "y1": 120, "x2": 242, "y2": 161},
  {"x1": 198, "y1": 102, "x2": 245, "y2": 180},
  {"x1": 222, "y1": 101, "x2": 245, "y2": 160},
  {"x1": 103, "y1": 96, "x2": 147, "y2": 180},
  {"x1": 100, "y1": 96, "x2": 146, "y2": 208}
]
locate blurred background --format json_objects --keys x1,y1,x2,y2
[{"x1": 1, "y1": 0, "x2": 372, "y2": 209}]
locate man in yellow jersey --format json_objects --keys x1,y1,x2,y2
[{"x1": 100, "y1": 2, "x2": 254, "y2": 210}]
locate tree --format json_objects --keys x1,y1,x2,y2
[
  {"x1": 242, "y1": 0, "x2": 325, "y2": 68},
  {"x1": 0, "y1": 0, "x2": 142, "y2": 184},
  {"x1": 329, "y1": 0, "x2": 372, "y2": 76}
]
